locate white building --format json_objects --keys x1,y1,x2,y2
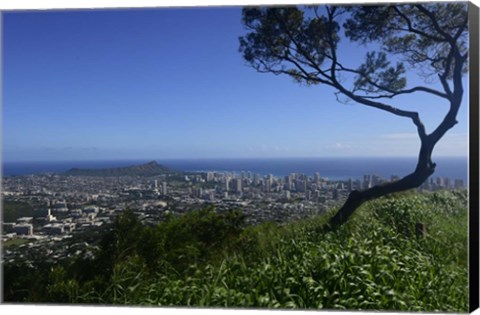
[
  {"x1": 162, "y1": 182, "x2": 167, "y2": 195},
  {"x1": 16, "y1": 217, "x2": 33, "y2": 224}
]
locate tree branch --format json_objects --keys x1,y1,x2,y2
[
  {"x1": 392, "y1": 6, "x2": 446, "y2": 42},
  {"x1": 334, "y1": 63, "x2": 449, "y2": 99},
  {"x1": 273, "y1": 10, "x2": 334, "y2": 83},
  {"x1": 453, "y1": 14, "x2": 469, "y2": 41},
  {"x1": 415, "y1": 5, "x2": 456, "y2": 45},
  {"x1": 341, "y1": 87, "x2": 428, "y2": 140}
]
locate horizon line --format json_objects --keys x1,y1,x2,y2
[{"x1": 2, "y1": 155, "x2": 469, "y2": 163}]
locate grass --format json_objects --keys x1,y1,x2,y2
[
  {"x1": 3, "y1": 238, "x2": 30, "y2": 248},
  {"x1": 89, "y1": 191, "x2": 468, "y2": 311}
]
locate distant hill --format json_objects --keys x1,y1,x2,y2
[{"x1": 65, "y1": 161, "x2": 177, "y2": 177}]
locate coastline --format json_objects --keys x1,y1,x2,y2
[{"x1": 2, "y1": 156, "x2": 469, "y2": 182}]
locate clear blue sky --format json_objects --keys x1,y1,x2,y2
[{"x1": 2, "y1": 6, "x2": 469, "y2": 162}]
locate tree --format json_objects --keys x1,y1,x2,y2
[{"x1": 239, "y1": 3, "x2": 469, "y2": 228}]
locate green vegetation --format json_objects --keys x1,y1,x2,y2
[
  {"x1": 3, "y1": 238, "x2": 30, "y2": 248},
  {"x1": 3, "y1": 190, "x2": 468, "y2": 311},
  {"x1": 2, "y1": 201, "x2": 34, "y2": 222}
]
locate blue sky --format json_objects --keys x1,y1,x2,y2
[{"x1": 2, "y1": 6, "x2": 469, "y2": 161}]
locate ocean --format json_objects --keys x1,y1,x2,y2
[{"x1": 2, "y1": 157, "x2": 468, "y2": 182}]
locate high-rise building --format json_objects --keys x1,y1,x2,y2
[
  {"x1": 254, "y1": 173, "x2": 260, "y2": 185},
  {"x1": 233, "y1": 178, "x2": 242, "y2": 193},
  {"x1": 162, "y1": 182, "x2": 167, "y2": 195},
  {"x1": 285, "y1": 175, "x2": 293, "y2": 190},
  {"x1": 206, "y1": 172, "x2": 215, "y2": 182},
  {"x1": 454, "y1": 179, "x2": 464, "y2": 189},
  {"x1": 436, "y1": 177, "x2": 443, "y2": 187},
  {"x1": 355, "y1": 179, "x2": 362, "y2": 190},
  {"x1": 295, "y1": 179, "x2": 306, "y2": 193},
  {"x1": 152, "y1": 180, "x2": 160, "y2": 195},
  {"x1": 265, "y1": 180, "x2": 271, "y2": 193},
  {"x1": 225, "y1": 178, "x2": 230, "y2": 191},
  {"x1": 372, "y1": 174, "x2": 382, "y2": 186},
  {"x1": 266, "y1": 174, "x2": 274, "y2": 186},
  {"x1": 363, "y1": 175, "x2": 372, "y2": 189},
  {"x1": 444, "y1": 177, "x2": 451, "y2": 189}
]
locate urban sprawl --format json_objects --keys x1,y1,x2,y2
[{"x1": 2, "y1": 169, "x2": 465, "y2": 265}]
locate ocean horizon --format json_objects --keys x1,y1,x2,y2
[{"x1": 2, "y1": 156, "x2": 469, "y2": 182}]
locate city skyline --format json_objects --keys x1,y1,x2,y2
[{"x1": 2, "y1": 4, "x2": 470, "y2": 162}]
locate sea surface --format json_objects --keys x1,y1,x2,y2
[{"x1": 2, "y1": 157, "x2": 468, "y2": 182}]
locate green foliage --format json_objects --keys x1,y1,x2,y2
[
  {"x1": 239, "y1": 3, "x2": 468, "y2": 110},
  {"x1": 344, "y1": 4, "x2": 469, "y2": 76},
  {"x1": 3, "y1": 259, "x2": 52, "y2": 302},
  {"x1": 46, "y1": 266, "x2": 81, "y2": 303},
  {"x1": 239, "y1": 7, "x2": 337, "y2": 84},
  {"x1": 157, "y1": 206, "x2": 246, "y2": 269},
  {"x1": 4, "y1": 192, "x2": 468, "y2": 311},
  {"x1": 3, "y1": 238, "x2": 30, "y2": 248},
  {"x1": 353, "y1": 51, "x2": 406, "y2": 93},
  {"x1": 2, "y1": 201, "x2": 34, "y2": 222}
]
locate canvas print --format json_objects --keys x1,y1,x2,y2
[{"x1": 1, "y1": 1, "x2": 478, "y2": 312}]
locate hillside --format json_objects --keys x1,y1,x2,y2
[
  {"x1": 64, "y1": 161, "x2": 176, "y2": 176},
  {"x1": 3, "y1": 190, "x2": 468, "y2": 311}
]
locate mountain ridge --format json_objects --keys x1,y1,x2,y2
[{"x1": 65, "y1": 160, "x2": 176, "y2": 176}]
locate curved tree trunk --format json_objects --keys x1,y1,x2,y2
[
  {"x1": 327, "y1": 161, "x2": 435, "y2": 228},
  {"x1": 326, "y1": 42, "x2": 464, "y2": 230},
  {"x1": 327, "y1": 95, "x2": 462, "y2": 229}
]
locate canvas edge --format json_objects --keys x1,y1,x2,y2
[{"x1": 469, "y1": 1, "x2": 480, "y2": 313}]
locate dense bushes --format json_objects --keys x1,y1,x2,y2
[
  {"x1": 3, "y1": 191, "x2": 469, "y2": 311},
  {"x1": 3, "y1": 201, "x2": 34, "y2": 222}
]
